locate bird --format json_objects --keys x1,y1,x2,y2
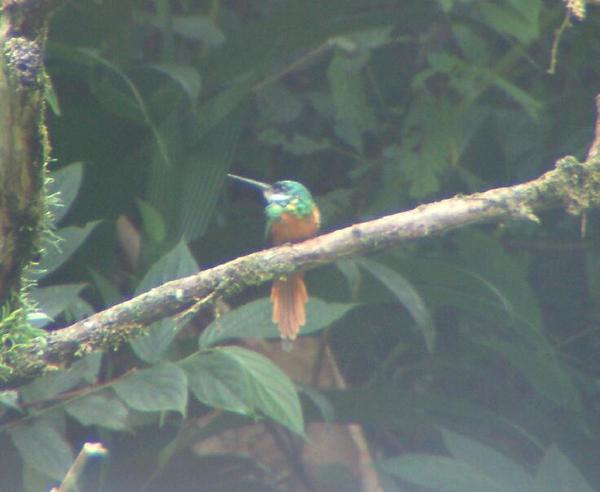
[{"x1": 227, "y1": 173, "x2": 321, "y2": 344}]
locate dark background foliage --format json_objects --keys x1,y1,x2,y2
[{"x1": 1, "y1": 0, "x2": 600, "y2": 490}]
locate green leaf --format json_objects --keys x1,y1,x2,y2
[
  {"x1": 10, "y1": 420, "x2": 74, "y2": 481},
  {"x1": 131, "y1": 318, "x2": 180, "y2": 364},
  {"x1": 298, "y1": 384, "x2": 335, "y2": 422},
  {"x1": 29, "y1": 284, "x2": 87, "y2": 327},
  {"x1": 44, "y1": 75, "x2": 62, "y2": 116},
  {"x1": 137, "y1": 198, "x2": 167, "y2": 244},
  {"x1": 258, "y1": 128, "x2": 330, "y2": 155},
  {"x1": 199, "y1": 298, "x2": 355, "y2": 348},
  {"x1": 177, "y1": 110, "x2": 245, "y2": 241},
  {"x1": 75, "y1": 47, "x2": 172, "y2": 169},
  {"x1": 182, "y1": 347, "x2": 304, "y2": 435},
  {"x1": 171, "y1": 15, "x2": 226, "y2": 45},
  {"x1": 534, "y1": 445, "x2": 595, "y2": 492},
  {"x1": 489, "y1": 73, "x2": 541, "y2": 120},
  {"x1": 65, "y1": 392, "x2": 129, "y2": 430},
  {"x1": 379, "y1": 454, "x2": 505, "y2": 492},
  {"x1": 20, "y1": 354, "x2": 102, "y2": 403},
  {"x1": 88, "y1": 269, "x2": 122, "y2": 308},
  {"x1": 358, "y1": 259, "x2": 435, "y2": 352},
  {"x1": 479, "y1": 2, "x2": 540, "y2": 43},
  {"x1": 146, "y1": 63, "x2": 202, "y2": 104},
  {"x1": 327, "y1": 50, "x2": 375, "y2": 152},
  {"x1": 477, "y1": 338, "x2": 581, "y2": 411},
  {"x1": 0, "y1": 390, "x2": 19, "y2": 410},
  {"x1": 47, "y1": 162, "x2": 83, "y2": 225},
  {"x1": 256, "y1": 83, "x2": 303, "y2": 124},
  {"x1": 131, "y1": 242, "x2": 198, "y2": 362},
  {"x1": 30, "y1": 221, "x2": 100, "y2": 280},
  {"x1": 194, "y1": 73, "x2": 256, "y2": 142},
  {"x1": 454, "y1": 230, "x2": 542, "y2": 338},
  {"x1": 441, "y1": 429, "x2": 534, "y2": 491},
  {"x1": 114, "y1": 363, "x2": 188, "y2": 414}
]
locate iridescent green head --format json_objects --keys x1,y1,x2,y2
[
  {"x1": 227, "y1": 174, "x2": 315, "y2": 219},
  {"x1": 264, "y1": 180, "x2": 315, "y2": 220}
]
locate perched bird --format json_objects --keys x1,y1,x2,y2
[{"x1": 227, "y1": 174, "x2": 321, "y2": 343}]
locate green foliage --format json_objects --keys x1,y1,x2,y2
[
  {"x1": 182, "y1": 346, "x2": 304, "y2": 435},
  {"x1": 378, "y1": 429, "x2": 596, "y2": 492},
  {"x1": 1, "y1": 0, "x2": 600, "y2": 490}
]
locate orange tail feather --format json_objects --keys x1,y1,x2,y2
[{"x1": 271, "y1": 272, "x2": 308, "y2": 340}]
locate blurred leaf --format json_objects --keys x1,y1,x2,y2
[
  {"x1": 534, "y1": 445, "x2": 595, "y2": 492},
  {"x1": 477, "y1": 338, "x2": 581, "y2": 411},
  {"x1": 194, "y1": 73, "x2": 256, "y2": 141},
  {"x1": 29, "y1": 283, "x2": 87, "y2": 327},
  {"x1": 177, "y1": 109, "x2": 245, "y2": 241},
  {"x1": 327, "y1": 50, "x2": 375, "y2": 152},
  {"x1": 336, "y1": 259, "x2": 362, "y2": 300},
  {"x1": 20, "y1": 354, "x2": 102, "y2": 403},
  {"x1": 132, "y1": 318, "x2": 180, "y2": 364},
  {"x1": 47, "y1": 162, "x2": 83, "y2": 225},
  {"x1": 65, "y1": 392, "x2": 129, "y2": 430},
  {"x1": 88, "y1": 269, "x2": 122, "y2": 307},
  {"x1": 199, "y1": 298, "x2": 355, "y2": 348},
  {"x1": 114, "y1": 363, "x2": 188, "y2": 414},
  {"x1": 30, "y1": 221, "x2": 100, "y2": 280},
  {"x1": 358, "y1": 259, "x2": 435, "y2": 352},
  {"x1": 137, "y1": 199, "x2": 167, "y2": 244},
  {"x1": 258, "y1": 128, "x2": 330, "y2": 155},
  {"x1": 479, "y1": 1, "x2": 540, "y2": 43},
  {"x1": 10, "y1": 419, "x2": 73, "y2": 481},
  {"x1": 146, "y1": 63, "x2": 202, "y2": 104},
  {"x1": 441, "y1": 429, "x2": 534, "y2": 492},
  {"x1": 379, "y1": 453, "x2": 505, "y2": 492},
  {"x1": 489, "y1": 73, "x2": 541, "y2": 120},
  {"x1": 334, "y1": 25, "x2": 394, "y2": 52},
  {"x1": 131, "y1": 242, "x2": 198, "y2": 362},
  {"x1": 44, "y1": 76, "x2": 62, "y2": 116},
  {"x1": 298, "y1": 385, "x2": 335, "y2": 422},
  {"x1": 0, "y1": 390, "x2": 19, "y2": 410},
  {"x1": 75, "y1": 47, "x2": 172, "y2": 168},
  {"x1": 256, "y1": 83, "x2": 303, "y2": 124},
  {"x1": 454, "y1": 230, "x2": 542, "y2": 338},
  {"x1": 171, "y1": 15, "x2": 226, "y2": 45},
  {"x1": 181, "y1": 346, "x2": 304, "y2": 435}
]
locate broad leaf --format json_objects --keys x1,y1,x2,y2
[
  {"x1": 379, "y1": 454, "x2": 505, "y2": 492},
  {"x1": 65, "y1": 392, "x2": 129, "y2": 431},
  {"x1": 199, "y1": 298, "x2": 355, "y2": 348},
  {"x1": 10, "y1": 420, "x2": 74, "y2": 481},
  {"x1": 146, "y1": 63, "x2": 202, "y2": 104},
  {"x1": 20, "y1": 354, "x2": 102, "y2": 403},
  {"x1": 477, "y1": 338, "x2": 581, "y2": 412},
  {"x1": 534, "y1": 445, "x2": 595, "y2": 492},
  {"x1": 131, "y1": 242, "x2": 198, "y2": 362},
  {"x1": 441, "y1": 429, "x2": 534, "y2": 492},
  {"x1": 358, "y1": 259, "x2": 435, "y2": 352},
  {"x1": 114, "y1": 363, "x2": 188, "y2": 414},
  {"x1": 29, "y1": 283, "x2": 86, "y2": 327},
  {"x1": 30, "y1": 221, "x2": 100, "y2": 280},
  {"x1": 47, "y1": 162, "x2": 84, "y2": 225},
  {"x1": 182, "y1": 347, "x2": 304, "y2": 435}
]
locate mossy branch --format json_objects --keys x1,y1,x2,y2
[
  {"x1": 4, "y1": 146, "x2": 600, "y2": 387},
  {"x1": 0, "y1": 0, "x2": 71, "y2": 373}
]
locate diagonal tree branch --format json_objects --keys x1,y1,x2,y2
[{"x1": 4, "y1": 145, "x2": 600, "y2": 387}]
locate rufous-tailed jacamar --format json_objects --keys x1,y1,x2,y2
[{"x1": 227, "y1": 174, "x2": 321, "y2": 342}]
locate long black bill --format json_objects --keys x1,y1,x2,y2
[{"x1": 227, "y1": 173, "x2": 271, "y2": 191}]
